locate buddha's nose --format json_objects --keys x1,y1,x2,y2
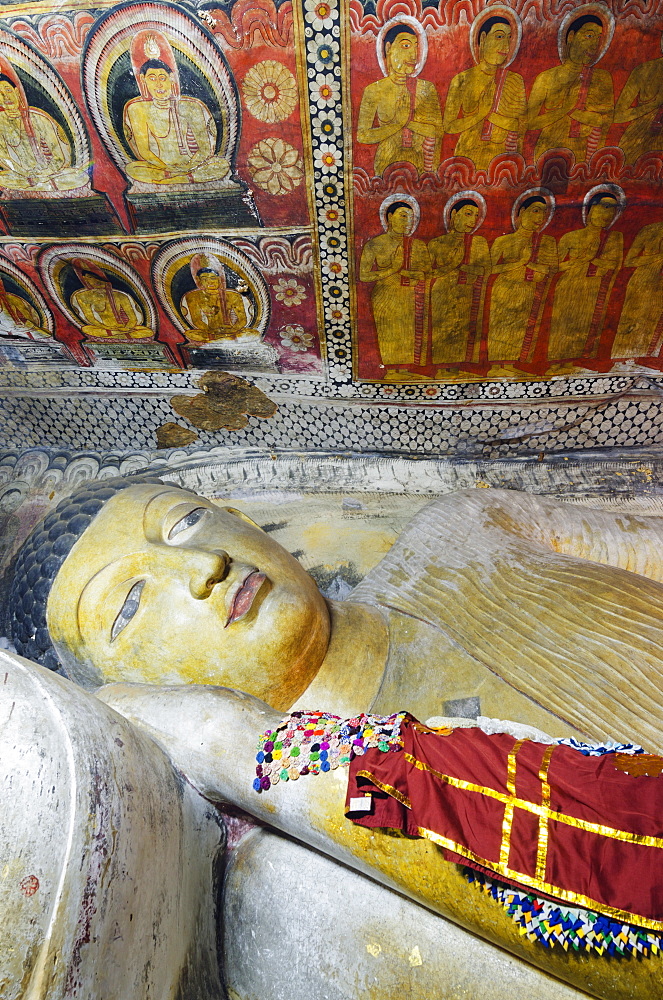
[{"x1": 189, "y1": 550, "x2": 231, "y2": 599}]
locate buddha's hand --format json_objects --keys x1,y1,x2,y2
[
  {"x1": 393, "y1": 91, "x2": 411, "y2": 128},
  {"x1": 97, "y1": 682, "x2": 281, "y2": 806},
  {"x1": 478, "y1": 86, "x2": 495, "y2": 117}
]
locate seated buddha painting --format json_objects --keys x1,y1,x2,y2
[
  {"x1": 0, "y1": 258, "x2": 52, "y2": 341},
  {"x1": 151, "y1": 236, "x2": 275, "y2": 369},
  {"x1": 152, "y1": 236, "x2": 268, "y2": 342},
  {"x1": 0, "y1": 27, "x2": 121, "y2": 236},
  {"x1": 82, "y1": 2, "x2": 257, "y2": 231},
  {"x1": 38, "y1": 244, "x2": 157, "y2": 344}
]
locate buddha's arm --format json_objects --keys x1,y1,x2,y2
[
  {"x1": 70, "y1": 291, "x2": 99, "y2": 327},
  {"x1": 356, "y1": 86, "x2": 407, "y2": 145},
  {"x1": 570, "y1": 72, "x2": 614, "y2": 128},
  {"x1": 624, "y1": 229, "x2": 663, "y2": 268},
  {"x1": 529, "y1": 237, "x2": 558, "y2": 279},
  {"x1": 526, "y1": 74, "x2": 573, "y2": 131},
  {"x1": 591, "y1": 231, "x2": 623, "y2": 273},
  {"x1": 555, "y1": 233, "x2": 584, "y2": 272},
  {"x1": 95, "y1": 682, "x2": 661, "y2": 1000},
  {"x1": 614, "y1": 66, "x2": 656, "y2": 124},
  {"x1": 443, "y1": 75, "x2": 492, "y2": 135},
  {"x1": 122, "y1": 293, "x2": 144, "y2": 328},
  {"x1": 184, "y1": 102, "x2": 216, "y2": 164},
  {"x1": 407, "y1": 81, "x2": 443, "y2": 138},
  {"x1": 359, "y1": 241, "x2": 400, "y2": 283},
  {"x1": 34, "y1": 115, "x2": 67, "y2": 173},
  {"x1": 429, "y1": 241, "x2": 463, "y2": 278},
  {"x1": 487, "y1": 73, "x2": 526, "y2": 132},
  {"x1": 126, "y1": 106, "x2": 169, "y2": 169},
  {"x1": 489, "y1": 237, "x2": 528, "y2": 276},
  {"x1": 226, "y1": 292, "x2": 248, "y2": 331}
]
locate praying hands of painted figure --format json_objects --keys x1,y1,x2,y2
[{"x1": 356, "y1": 23, "x2": 443, "y2": 176}]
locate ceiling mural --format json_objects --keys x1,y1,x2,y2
[{"x1": 0, "y1": 0, "x2": 661, "y2": 412}]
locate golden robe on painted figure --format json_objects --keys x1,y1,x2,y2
[
  {"x1": 123, "y1": 31, "x2": 229, "y2": 187},
  {"x1": 527, "y1": 16, "x2": 614, "y2": 164},
  {"x1": 487, "y1": 197, "x2": 557, "y2": 366},
  {"x1": 360, "y1": 201, "x2": 430, "y2": 368},
  {"x1": 443, "y1": 16, "x2": 525, "y2": 172},
  {"x1": 0, "y1": 279, "x2": 48, "y2": 338},
  {"x1": 0, "y1": 59, "x2": 88, "y2": 193},
  {"x1": 356, "y1": 24, "x2": 443, "y2": 176},
  {"x1": 428, "y1": 200, "x2": 489, "y2": 366},
  {"x1": 615, "y1": 49, "x2": 663, "y2": 165},
  {"x1": 612, "y1": 221, "x2": 663, "y2": 359},
  {"x1": 181, "y1": 254, "x2": 254, "y2": 343},
  {"x1": 548, "y1": 195, "x2": 623, "y2": 363},
  {"x1": 70, "y1": 260, "x2": 152, "y2": 341}
]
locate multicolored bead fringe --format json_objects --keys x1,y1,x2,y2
[
  {"x1": 253, "y1": 710, "x2": 405, "y2": 792},
  {"x1": 465, "y1": 870, "x2": 662, "y2": 957},
  {"x1": 554, "y1": 737, "x2": 645, "y2": 756}
]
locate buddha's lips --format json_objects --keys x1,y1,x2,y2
[{"x1": 225, "y1": 570, "x2": 266, "y2": 627}]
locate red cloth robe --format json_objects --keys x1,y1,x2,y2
[{"x1": 346, "y1": 718, "x2": 663, "y2": 929}]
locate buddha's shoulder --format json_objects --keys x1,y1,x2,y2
[
  {"x1": 178, "y1": 95, "x2": 211, "y2": 114},
  {"x1": 360, "y1": 77, "x2": 394, "y2": 98}
]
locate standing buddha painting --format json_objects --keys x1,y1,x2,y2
[{"x1": 350, "y1": 0, "x2": 663, "y2": 382}]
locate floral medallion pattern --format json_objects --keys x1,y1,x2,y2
[{"x1": 242, "y1": 61, "x2": 298, "y2": 124}]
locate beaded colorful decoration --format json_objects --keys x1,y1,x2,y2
[
  {"x1": 465, "y1": 869, "x2": 662, "y2": 957},
  {"x1": 253, "y1": 710, "x2": 406, "y2": 792},
  {"x1": 555, "y1": 737, "x2": 645, "y2": 756}
]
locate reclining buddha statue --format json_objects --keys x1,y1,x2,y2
[{"x1": 4, "y1": 473, "x2": 663, "y2": 999}]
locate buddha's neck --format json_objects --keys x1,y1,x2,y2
[{"x1": 291, "y1": 600, "x2": 388, "y2": 717}]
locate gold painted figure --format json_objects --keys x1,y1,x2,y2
[
  {"x1": 548, "y1": 190, "x2": 623, "y2": 363},
  {"x1": 486, "y1": 193, "x2": 557, "y2": 371},
  {"x1": 0, "y1": 278, "x2": 48, "y2": 338},
  {"x1": 527, "y1": 13, "x2": 614, "y2": 164},
  {"x1": 70, "y1": 259, "x2": 153, "y2": 340},
  {"x1": 612, "y1": 221, "x2": 663, "y2": 359},
  {"x1": 359, "y1": 198, "x2": 430, "y2": 370},
  {"x1": 356, "y1": 21, "x2": 443, "y2": 176},
  {"x1": 123, "y1": 31, "x2": 230, "y2": 186},
  {"x1": 428, "y1": 195, "x2": 489, "y2": 367},
  {"x1": 0, "y1": 58, "x2": 88, "y2": 192},
  {"x1": 615, "y1": 39, "x2": 663, "y2": 165},
  {"x1": 181, "y1": 254, "x2": 255, "y2": 343},
  {"x1": 443, "y1": 14, "x2": 526, "y2": 171}
]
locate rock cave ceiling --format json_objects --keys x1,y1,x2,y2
[{"x1": 0, "y1": 0, "x2": 661, "y2": 454}]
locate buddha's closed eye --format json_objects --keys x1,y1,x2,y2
[
  {"x1": 168, "y1": 507, "x2": 207, "y2": 540},
  {"x1": 111, "y1": 580, "x2": 145, "y2": 642}
]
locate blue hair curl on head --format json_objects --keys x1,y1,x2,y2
[{"x1": 4, "y1": 475, "x2": 164, "y2": 675}]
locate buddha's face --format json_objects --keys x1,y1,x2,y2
[
  {"x1": 386, "y1": 32, "x2": 419, "y2": 77},
  {"x1": 388, "y1": 205, "x2": 413, "y2": 235},
  {"x1": 519, "y1": 202, "x2": 546, "y2": 232},
  {"x1": 81, "y1": 272, "x2": 106, "y2": 289},
  {"x1": 0, "y1": 81, "x2": 20, "y2": 116},
  {"x1": 199, "y1": 272, "x2": 221, "y2": 294},
  {"x1": 567, "y1": 23, "x2": 602, "y2": 63},
  {"x1": 451, "y1": 205, "x2": 479, "y2": 234},
  {"x1": 588, "y1": 197, "x2": 617, "y2": 229},
  {"x1": 47, "y1": 484, "x2": 330, "y2": 709},
  {"x1": 142, "y1": 68, "x2": 173, "y2": 102},
  {"x1": 480, "y1": 23, "x2": 512, "y2": 67}
]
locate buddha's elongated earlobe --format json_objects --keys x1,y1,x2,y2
[{"x1": 221, "y1": 506, "x2": 265, "y2": 532}]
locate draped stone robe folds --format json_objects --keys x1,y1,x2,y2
[{"x1": 349, "y1": 489, "x2": 663, "y2": 752}]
